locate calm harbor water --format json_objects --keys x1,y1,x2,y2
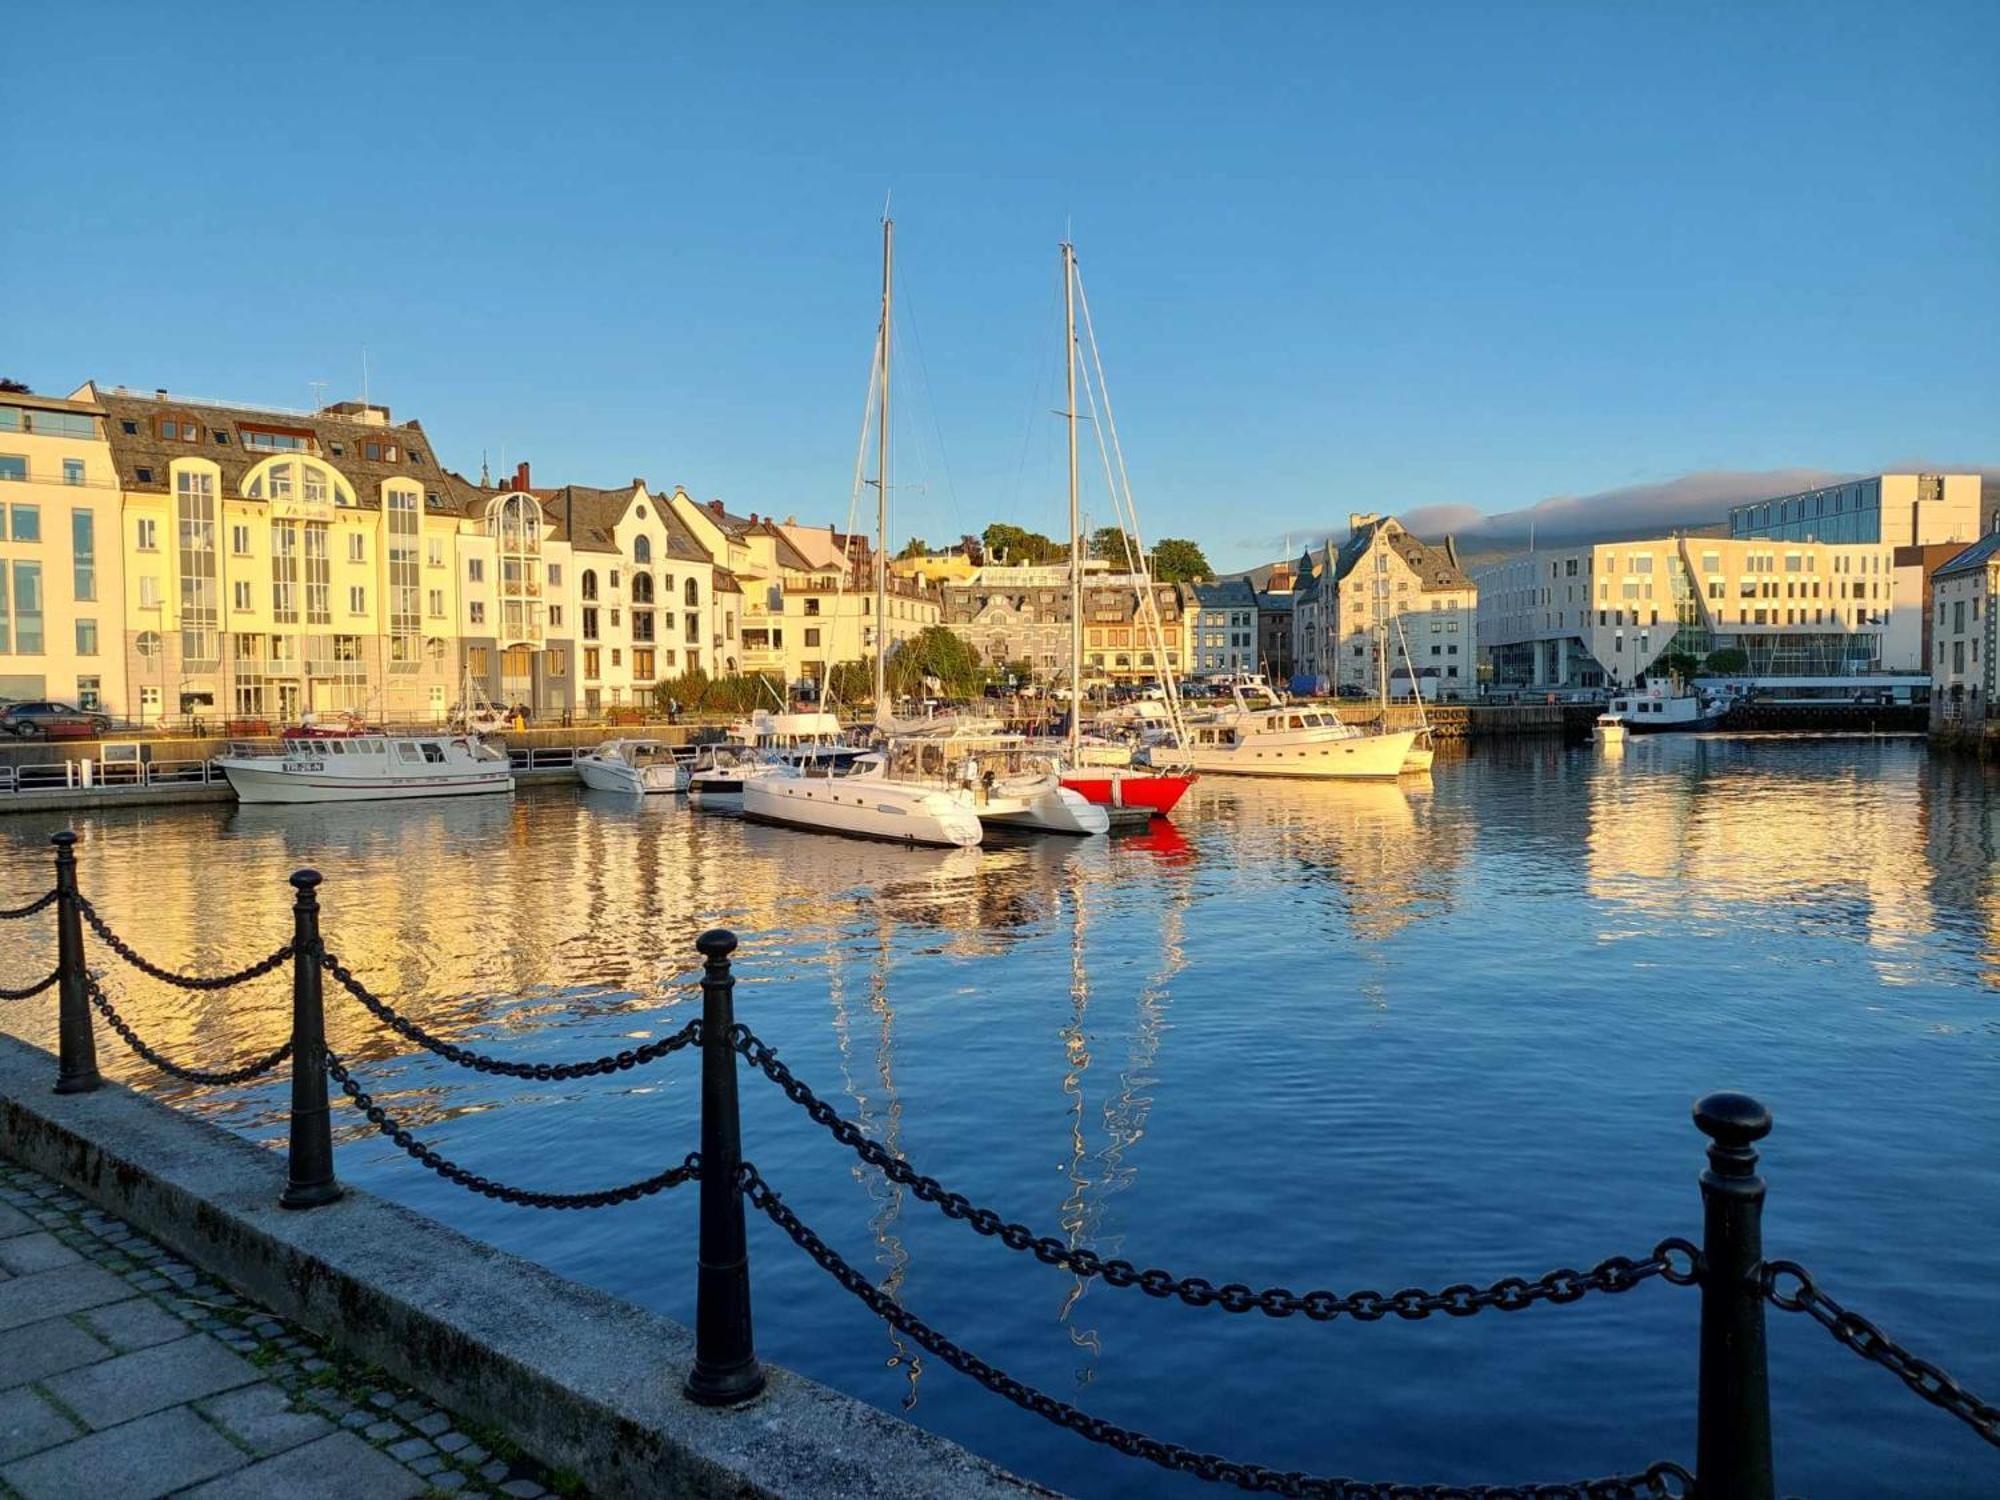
[{"x1": 1, "y1": 738, "x2": 1996, "y2": 1497}]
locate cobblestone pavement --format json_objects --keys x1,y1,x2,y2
[{"x1": 0, "y1": 1161, "x2": 575, "y2": 1499}]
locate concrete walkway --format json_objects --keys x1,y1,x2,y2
[{"x1": 0, "y1": 1161, "x2": 566, "y2": 1500}]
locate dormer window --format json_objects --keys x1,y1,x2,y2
[
  {"x1": 155, "y1": 417, "x2": 199, "y2": 442},
  {"x1": 241, "y1": 427, "x2": 308, "y2": 453},
  {"x1": 362, "y1": 440, "x2": 400, "y2": 463}
]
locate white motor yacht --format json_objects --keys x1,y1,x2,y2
[
  {"x1": 217, "y1": 733, "x2": 514, "y2": 804},
  {"x1": 740, "y1": 752, "x2": 984, "y2": 848},
  {"x1": 888, "y1": 730, "x2": 1109, "y2": 836},
  {"x1": 576, "y1": 739, "x2": 686, "y2": 795},
  {"x1": 1152, "y1": 687, "x2": 1415, "y2": 780},
  {"x1": 686, "y1": 710, "x2": 865, "y2": 804}
]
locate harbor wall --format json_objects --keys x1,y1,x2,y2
[{"x1": 0, "y1": 1035, "x2": 1048, "y2": 1500}]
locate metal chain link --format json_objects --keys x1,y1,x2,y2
[
  {"x1": 85, "y1": 972, "x2": 293, "y2": 1086},
  {"x1": 0, "y1": 969, "x2": 60, "y2": 1002},
  {"x1": 1764, "y1": 1259, "x2": 2000, "y2": 1448},
  {"x1": 324, "y1": 1048, "x2": 701, "y2": 1209},
  {"x1": 733, "y1": 1025, "x2": 1697, "y2": 1322},
  {"x1": 0, "y1": 889, "x2": 58, "y2": 920},
  {"x1": 318, "y1": 949, "x2": 700, "y2": 1079},
  {"x1": 741, "y1": 1162, "x2": 1691, "y2": 1500},
  {"x1": 75, "y1": 895, "x2": 292, "y2": 991}
]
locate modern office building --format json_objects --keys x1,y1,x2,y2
[
  {"x1": 0, "y1": 388, "x2": 127, "y2": 715},
  {"x1": 1476, "y1": 534, "x2": 1904, "y2": 688},
  {"x1": 1727, "y1": 473, "x2": 1981, "y2": 548}
]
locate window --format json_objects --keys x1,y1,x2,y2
[
  {"x1": 581, "y1": 569, "x2": 598, "y2": 601},
  {"x1": 136, "y1": 517, "x2": 158, "y2": 551},
  {"x1": 545, "y1": 647, "x2": 566, "y2": 677},
  {"x1": 134, "y1": 468, "x2": 153, "y2": 484},
  {"x1": 9, "y1": 505, "x2": 39, "y2": 542},
  {"x1": 633, "y1": 536, "x2": 652, "y2": 564},
  {"x1": 75, "y1": 620, "x2": 97, "y2": 655},
  {"x1": 583, "y1": 647, "x2": 600, "y2": 680},
  {"x1": 139, "y1": 576, "x2": 160, "y2": 608},
  {"x1": 0, "y1": 456, "x2": 27, "y2": 484},
  {"x1": 233, "y1": 580, "x2": 252, "y2": 610},
  {"x1": 469, "y1": 602, "x2": 486, "y2": 625},
  {"x1": 804, "y1": 628, "x2": 821, "y2": 648},
  {"x1": 582, "y1": 607, "x2": 599, "y2": 640},
  {"x1": 349, "y1": 586, "x2": 367, "y2": 614},
  {"x1": 230, "y1": 523, "x2": 251, "y2": 556},
  {"x1": 427, "y1": 538, "x2": 444, "y2": 567},
  {"x1": 548, "y1": 605, "x2": 563, "y2": 628},
  {"x1": 685, "y1": 612, "x2": 699, "y2": 643},
  {"x1": 685, "y1": 578, "x2": 699, "y2": 606},
  {"x1": 468, "y1": 559, "x2": 485, "y2": 582},
  {"x1": 5, "y1": 562, "x2": 42, "y2": 654},
  {"x1": 547, "y1": 563, "x2": 561, "y2": 586},
  {"x1": 804, "y1": 597, "x2": 821, "y2": 616},
  {"x1": 77, "y1": 675, "x2": 101, "y2": 711},
  {"x1": 633, "y1": 648, "x2": 655, "y2": 680},
  {"x1": 176, "y1": 469, "x2": 219, "y2": 665},
  {"x1": 71, "y1": 510, "x2": 95, "y2": 601},
  {"x1": 428, "y1": 589, "x2": 445, "y2": 617},
  {"x1": 632, "y1": 572, "x2": 654, "y2": 604},
  {"x1": 348, "y1": 533, "x2": 365, "y2": 563},
  {"x1": 61, "y1": 458, "x2": 85, "y2": 486}
]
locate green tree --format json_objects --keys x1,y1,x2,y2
[
  {"x1": 1088, "y1": 526, "x2": 1138, "y2": 567},
  {"x1": 1150, "y1": 538, "x2": 1211, "y2": 583},
  {"x1": 981, "y1": 522, "x2": 1065, "y2": 566},
  {"x1": 896, "y1": 535, "x2": 931, "y2": 560},
  {"x1": 886, "y1": 625, "x2": 988, "y2": 699},
  {"x1": 1703, "y1": 647, "x2": 1749, "y2": 675},
  {"x1": 1653, "y1": 650, "x2": 1701, "y2": 682}
]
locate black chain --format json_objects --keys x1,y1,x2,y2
[
  {"x1": 1764, "y1": 1259, "x2": 2000, "y2": 1448},
  {"x1": 85, "y1": 972, "x2": 293, "y2": 1086},
  {"x1": 733, "y1": 1025, "x2": 1698, "y2": 1321},
  {"x1": 75, "y1": 895, "x2": 292, "y2": 991},
  {"x1": 0, "y1": 969, "x2": 59, "y2": 1002},
  {"x1": 741, "y1": 1162, "x2": 1690, "y2": 1499},
  {"x1": 324, "y1": 1049, "x2": 701, "y2": 1209},
  {"x1": 0, "y1": 889, "x2": 58, "y2": 920},
  {"x1": 319, "y1": 948, "x2": 700, "y2": 1079}
]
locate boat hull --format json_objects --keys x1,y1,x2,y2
[
  {"x1": 1060, "y1": 769, "x2": 1195, "y2": 817},
  {"x1": 1619, "y1": 714, "x2": 1728, "y2": 735},
  {"x1": 1180, "y1": 729, "x2": 1416, "y2": 779},
  {"x1": 740, "y1": 777, "x2": 982, "y2": 848},
  {"x1": 218, "y1": 761, "x2": 514, "y2": 805},
  {"x1": 978, "y1": 784, "x2": 1111, "y2": 836},
  {"x1": 577, "y1": 759, "x2": 684, "y2": 794}
]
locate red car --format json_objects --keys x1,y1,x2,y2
[{"x1": 0, "y1": 701, "x2": 113, "y2": 740}]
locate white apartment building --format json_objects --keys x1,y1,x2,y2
[
  {"x1": 1930, "y1": 533, "x2": 2000, "y2": 729},
  {"x1": 1477, "y1": 535, "x2": 1903, "y2": 688},
  {"x1": 1293, "y1": 515, "x2": 1475, "y2": 694}
]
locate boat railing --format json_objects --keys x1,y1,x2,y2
[{"x1": 506, "y1": 746, "x2": 578, "y2": 772}]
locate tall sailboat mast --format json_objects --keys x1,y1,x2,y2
[
  {"x1": 873, "y1": 216, "x2": 894, "y2": 731},
  {"x1": 1065, "y1": 241, "x2": 1083, "y2": 764}
]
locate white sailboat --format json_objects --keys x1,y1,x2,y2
[{"x1": 740, "y1": 214, "x2": 986, "y2": 849}]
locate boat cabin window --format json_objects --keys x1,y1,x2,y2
[
  {"x1": 1289, "y1": 715, "x2": 1307, "y2": 730},
  {"x1": 394, "y1": 741, "x2": 421, "y2": 763},
  {"x1": 324, "y1": 741, "x2": 344, "y2": 755},
  {"x1": 420, "y1": 740, "x2": 446, "y2": 762},
  {"x1": 359, "y1": 739, "x2": 384, "y2": 754}
]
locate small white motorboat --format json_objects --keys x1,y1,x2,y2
[
  {"x1": 1594, "y1": 713, "x2": 1628, "y2": 746},
  {"x1": 217, "y1": 733, "x2": 514, "y2": 805},
  {"x1": 576, "y1": 739, "x2": 686, "y2": 795},
  {"x1": 740, "y1": 752, "x2": 984, "y2": 847}
]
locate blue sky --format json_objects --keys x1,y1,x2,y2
[{"x1": 7, "y1": 1, "x2": 1995, "y2": 569}]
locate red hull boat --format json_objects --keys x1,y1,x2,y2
[{"x1": 1059, "y1": 767, "x2": 1196, "y2": 817}]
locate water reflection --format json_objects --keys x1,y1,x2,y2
[{"x1": 2, "y1": 743, "x2": 1998, "y2": 1498}]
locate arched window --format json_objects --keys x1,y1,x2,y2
[
  {"x1": 136, "y1": 631, "x2": 162, "y2": 660},
  {"x1": 633, "y1": 535, "x2": 652, "y2": 565},
  {"x1": 684, "y1": 577, "x2": 699, "y2": 606},
  {"x1": 631, "y1": 573, "x2": 654, "y2": 604},
  {"x1": 242, "y1": 457, "x2": 354, "y2": 507},
  {"x1": 581, "y1": 570, "x2": 599, "y2": 601},
  {"x1": 425, "y1": 637, "x2": 447, "y2": 663}
]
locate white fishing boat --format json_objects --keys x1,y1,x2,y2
[
  {"x1": 1152, "y1": 686, "x2": 1415, "y2": 780},
  {"x1": 741, "y1": 752, "x2": 984, "y2": 848},
  {"x1": 576, "y1": 739, "x2": 686, "y2": 795},
  {"x1": 217, "y1": 734, "x2": 514, "y2": 804}
]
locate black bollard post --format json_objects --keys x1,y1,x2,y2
[
  {"x1": 51, "y1": 831, "x2": 100, "y2": 1095},
  {"x1": 279, "y1": 871, "x2": 342, "y2": 1210},
  {"x1": 1693, "y1": 1091, "x2": 1775, "y2": 1500},
  {"x1": 684, "y1": 928, "x2": 765, "y2": 1407}
]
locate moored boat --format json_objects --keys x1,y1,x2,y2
[
  {"x1": 1154, "y1": 687, "x2": 1416, "y2": 780},
  {"x1": 576, "y1": 739, "x2": 686, "y2": 795},
  {"x1": 1603, "y1": 685, "x2": 1728, "y2": 735},
  {"x1": 740, "y1": 753, "x2": 983, "y2": 848},
  {"x1": 217, "y1": 734, "x2": 514, "y2": 805}
]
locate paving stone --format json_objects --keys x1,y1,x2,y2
[
  {"x1": 249, "y1": 1319, "x2": 283, "y2": 1339},
  {"x1": 196, "y1": 1381, "x2": 333, "y2": 1457},
  {"x1": 434, "y1": 1429, "x2": 470, "y2": 1453},
  {"x1": 498, "y1": 1481, "x2": 545, "y2": 1499},
  {"x1": 430, "y1": 1467, "x2": 468, "y2": 1491},
  {"x1": 415, "y1": 1411, "x2": 452, "y2": 1437},
  {"x1": 0, "y1": 1201, "x2": 39, "y2": 1237},
  {"x1": 392, "y1": 1397, "x2": 429, "y2": 1421},
  {"x1": 0, "y1": 1317, "x2": 106, "y2": 1389},
  {"x1": 0, "y1": 1264, "x2": 131, "y2": 1332},
  {"x1": 460, "y1": 1441, "x2": 490, "y2": 1465},
  {"x1": 364, "y1": 1418, "x2": 402, "y2": 1441},
  {"x1": 41, "y1": 1334, "x2": 257, "y2": 1430},
  {"x1": 75, "y1": 1297, "x2": 189, "y2": 1352},
  {"x1": 301, "y1": 1356, "x2": 331, "y2": 1373},
  {"x1": 1, "y1": 1405, "x2": 246, "y2": 1500},
  {"x1": 479, "y1": 1460, "x2": 509, "y2": 1482},
  {"x1": 339, "y1": 1410, "x2": 372, "y2": 1430},
  {"x1": 386, "y1": 1435, "x2": 433, "y2": 1462},
  {"x1": 0, "y1": 1237, "x2": 82, "y2": 1278},
  {"x1": 0, "y1": 1387, "x2": 79, "y2": 1464},
  {"x1": 179, "y1": 1429, "x2": 428, "y2": 1500},
  {"x1": 409, "y1": 1452, "x2": 446, "y2": 1476},
  {"x1": 368, "y1": 1389, "x2": 397, "y2": 1410}
]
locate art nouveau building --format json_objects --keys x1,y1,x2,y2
[
  {"x1": 87, "y1": 386, "x2": 467, "y2": 725},
  {"x1": 0, "y1": 389, "x2": 126, "y2": 714}
]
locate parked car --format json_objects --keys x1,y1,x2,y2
[{"x1": 0, "y1": 702, "x2": 112, "y2": 739}]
